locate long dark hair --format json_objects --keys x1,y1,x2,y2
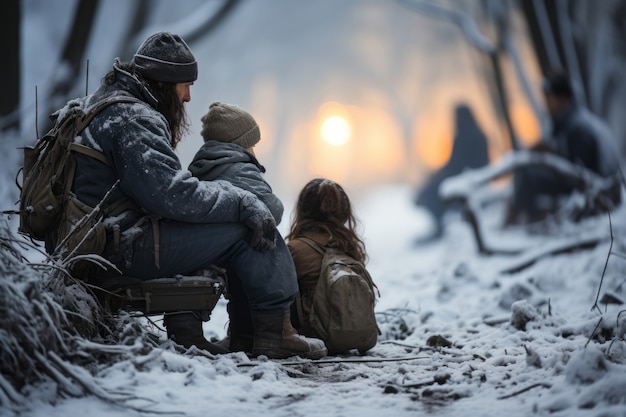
[
  {"x1": 287, "y1": 178, "x2": 367, "y2": 263},
  {"x1": 103, "y1": 62, "x2": 189, "y2": 148}
]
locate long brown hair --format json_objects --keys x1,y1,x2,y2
[
  {"x1": 287, "y1": 178, "x2": 367, "y2": 263},
  {"x1": 103, "y1": 62, "x2": 189, "y2": 148}
]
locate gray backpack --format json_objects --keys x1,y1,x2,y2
[{"x1": 297, "y1": 237, "x2": 380, "y2": 354}]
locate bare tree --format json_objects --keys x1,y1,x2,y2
[
  {"x1": 397, "y1": 0, "x2": 523, "y2": 151},
  {"x1": 519, "y1": 0, "x2": 626, "y2": 158}
]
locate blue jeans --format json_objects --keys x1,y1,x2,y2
[{"x1": 104, "y1": 220, "x2": 298, "y2": 314}]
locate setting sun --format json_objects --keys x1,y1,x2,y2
[{"x1": 321, "y1": 115, "x2": 351, "y2": 146}]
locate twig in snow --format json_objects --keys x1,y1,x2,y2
[
  {"x1": 390, "y1": 373, "x2": 451, "y2": 389},
  {"x1": 237, "y1": 355, "x2": 431, "y2": 367},
  {"x1": 609, "y1": 251, "x2": 626, "y2": 262},
  {"x1": 497, "y1": 382, "x2": 552, "y2": 399},
  {"x1": 379, "y1": 340, "x2": 420, "y2": 349},
  {"x1": 585, "y1": 317, "x2": 604, "y2": 348},
  {"x1": 606, "y1": 310, "x2": 626, "y2": 359},
  {"x1": 548, "y1": 298, "x2": 552, "y2": 316},
  {"x1": 591, "y1": 212, "x2": 613, "y2": 314}
]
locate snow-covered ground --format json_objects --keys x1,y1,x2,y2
[
  {"x1": 5, "y1": 2, "x2": 626, "y2": 416},
  {"x1": 8, "y1": 183, "x2": 626, "y2": 417}
]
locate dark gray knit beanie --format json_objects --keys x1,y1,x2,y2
[
  {"x1": 133, "y1": 32, "x2": 198, "y2": 83},
  {"x1": 200, "y1": 102, "x2": 261, "y2": 149}
]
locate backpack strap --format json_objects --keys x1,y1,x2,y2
[
  {"x1": 76, "y1": 96, "x2": 145, "y2": 132},
  {"x1": 292, "y1": 237, "x2": 326, "y2": 333},
  {"x1": 68, "y1": 96, "x2": 146, "y2": 166},
  {"x1": 69, "y1": 143, "x2": 109, "y2": 165},
  {"x1": 296, "y1": 237, "x2": 326, "y2": 255},
  {"x1": 298, "y1": 236, "x2": 381, "y2": 299}
]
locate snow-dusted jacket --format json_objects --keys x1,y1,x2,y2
[
  {"x1": 550, "y1": 105, "x2": 621, "y2": 178},
  {"x1": 68, "y1": 63, "x2": 261, "y2": 261},
  {"x1": 189, "y1": 140, "x2": 284, "y2": 224}
]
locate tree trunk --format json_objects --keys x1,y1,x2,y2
[
  {"x1": 43, "y1": 0, "x2": 100, "y2": 133},
  {"x1": 0, "y1": 0, "x2": 20, "y2": 132}
]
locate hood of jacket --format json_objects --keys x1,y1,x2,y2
[{"x1": 189, "y1": 140, "x2": 266, "y2": 180}]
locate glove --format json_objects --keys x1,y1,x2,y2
[
  {"x1": 240, "y1": 192, "x2": 277, "y2": 252},
  {"x1": 246, "y1": 213, "x2": 277, "y2": 252}
]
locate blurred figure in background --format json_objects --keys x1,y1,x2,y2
[
  {"x1": 506, "y1": 71, "x2": 622, "y2": 224},
  {"x1": 414, "y1": 103, "x2": 489, "y2": 240}
]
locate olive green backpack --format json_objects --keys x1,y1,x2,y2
[
  {"x1": 11, "y1": 96, "x2": 141, "y2": 276},
  {"x1": 297, "y1": 237, "x2": 380, "y2": 354}
]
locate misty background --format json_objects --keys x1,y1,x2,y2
[{"x1": 2, "y1": 0, "x2": 626, "y2": 229}]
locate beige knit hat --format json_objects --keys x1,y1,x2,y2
[{"x1": 200, "y1": 102, "x2": 261, "y2": 149}]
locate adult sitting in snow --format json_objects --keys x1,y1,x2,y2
[
  {"x1": 507, "y1": 71, "x2": 622, "y2": 223},
  {"x1": 188, "y1": 102, "x2": 284, "y2": 353},
  {"x1": 49, "y1": 31, "x2": 326, "y2": 360}
]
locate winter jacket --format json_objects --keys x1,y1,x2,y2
[
  {"x1": 66, "y1": 63, "x2": 264, "y2": 267},
  {"x1": 287, "y1": 231, "x2": 331, "y2": 335},
  {"x1": 189, "y1": 140, "x2": 284, "y2": 224},
  {"x1": 550, "y1": 104, "x2": 621, "y2": 178}
]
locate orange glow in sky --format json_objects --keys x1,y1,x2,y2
[
  {"x1": 413, "y1": 114, "x2": 454, "y2": 170},
  {"x1": 321, "y1": 115, "x2": 351, "y2": 146},
  {"x1": 510, "y1": 101, "x2": 541, "y2": 148},
  {"x1": 282, "y1": 101, "x2": 405, "y2": 191},
  {"x1": 260, "y1": 96, "x2": 541, "y2": 196}
]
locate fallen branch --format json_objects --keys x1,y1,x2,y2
[
  {"x1": 499, "y1": 234, "x2": 603, "y2": 274},
  {"x1": 439, "y1": 150, "x2": 617, "y2": 256},
  {"x1": 440, "y1": 150, "x2": 612, "y2": 201}
]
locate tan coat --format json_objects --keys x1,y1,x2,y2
[{"x1": 287, "y1": 231, "x2": 331, "y2": 336}]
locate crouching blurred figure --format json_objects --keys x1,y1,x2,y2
[{"x1": 507, "y1": 71, "x2": 622, "y2": 224}]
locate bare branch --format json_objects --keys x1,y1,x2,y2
[{"x1": 397, "y1": 0, "x2": 496, "y2": 53}]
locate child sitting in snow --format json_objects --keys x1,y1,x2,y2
[
  {"x1": 189, "y1": 101, "x2": 284, "y2": 224},
  {"x1": 286, "y1": 178, "x2": 376, "y2": 352},
  {"x1": 188, "y1": 102, "x2": 285, "y2": 353}
]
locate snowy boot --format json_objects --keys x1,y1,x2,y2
[
  {"x1": 163, "y1": 312, "x2": 229, "y2": 355},
  {"x1": 251, "y1": 311, "x2": 327, "y2": 359}
]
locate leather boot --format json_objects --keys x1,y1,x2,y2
[
  {"x1": 163, "y1": 312, "x2": 229, "y2": 355},
  {"x1": 227, "y1": 300, "x2": 255, "y2": 352},
  {"x1": 214, "y1": 300, "x2": 255, "y2": 353},
  {"x1": 229, "y1": 322, "x2": 254, "y2": 353},
  {"x1": 214, "y1": 324, "x2": 254, "y2": 353},
  {"x1": 252, "y1": 311, "x2": 327, "y2": 359}
]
